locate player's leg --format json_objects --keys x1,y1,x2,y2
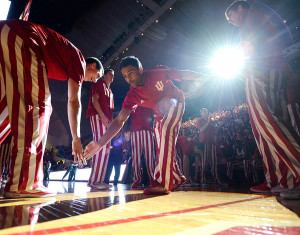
[
  {"x1": 247, "y1": 70, "x2": 300, "y2": 192},
  {"x1": 88, "y1": 116, "x2": 108, "y2": 187},
  {"x1": 152, "y1": 102, "x2": 184, "y2": 191},
  {"x1": 143, "y1": 130, "x2": 155, "y2": 183},
  {"x1": 1, "y1": 25, "x2": 53, "y2": 197}
]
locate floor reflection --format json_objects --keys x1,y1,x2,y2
[
  {"x1": 0, "y1": 198, "x2": 56, "y2": 230},
  {"x1": 1, "y1": 181, "x2": 300, "y2": 234},
  {"x1": 277, "y1": 197, "x2": 300, "y2": 218},
  {"x1": 0, "y1": 189, "x2": 157, "y2": 230}
]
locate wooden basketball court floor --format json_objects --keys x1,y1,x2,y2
[{"x1": 1, "y1": 181, "x2": 300, "y2": 235}]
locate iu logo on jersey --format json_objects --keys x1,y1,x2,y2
[{"x1": 155, "y1": 81, "x2": 164, "y2": 91}]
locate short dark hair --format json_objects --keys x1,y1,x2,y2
[
  {"x1": 120, "y1": 56, "x2": 143, "y2": 70},
  {"x1": 225, "y1": 0, "x2": 250, "y2": 20},
  {"x1": 85, "y1": 57, "x2": 103, "y2": 71},
  {"x1": 200, "y1": 108, "x2": 208, "y2": 114},
  {"x1": 104, "y1": 69, "x2": 114, "y2": 75}
]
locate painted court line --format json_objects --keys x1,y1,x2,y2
[{"x1": 7, "y1": 195, "x2": 270, "y2": 235}]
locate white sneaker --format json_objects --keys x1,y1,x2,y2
[
  {"x1": 91, "y1": 183, "x2": 110, "y2": 190},
  {"x1": 271, "y1": 185, "x2": 288, "y2": 194},
  {"x1": 103, "y1": 183, "x2": 112, "y2": 188},
  {"x1": 4, "y1": 186, "x2": 57, "y2": 199},
  {"x1": 280, "y1": 186, "x2": 300, "y2": 199}
]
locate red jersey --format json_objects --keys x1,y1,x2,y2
[
  {"x1": 86, "y1": 80, "x2": 114, "y2": 120},
  {"x1": 239, "y1": 9, "x2": 285, "y2": 70},
  {"x1": 196, "y1": 117, "x2": 214, "y2": 144},
  {"x1": 130, "y1": 106, "x2": 153, "y2": 132},
  {"x1": 122, "y1": 66, "x2": 184, "y2": 115},
  {"x1": 176, "y1": 136, "x2": 196, "y2": 156},
  {"x1": 3, "y1": 19, "x2": 85, "y2": 85}
]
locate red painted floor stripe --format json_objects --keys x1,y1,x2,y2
[
  {"x1": 215, "y1": 226, "x2": 300, "y2": 235},
  {"x1": 8, "y1": 195, "x2": 271, "y2": 235}
]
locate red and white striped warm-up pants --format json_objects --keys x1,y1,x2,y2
[
  {"x1": 246, "y1": 68, "x2": 300, "y2": 189},
  {"x1": 153, "y1": 102, "x2": 185, "y2": 191},
  {"x1": 130, "y1": 130, "x2": 155, "y2": 183},
  {"x1": 88, "y1": 114, "x2": 111, "y2": 185},
  {"x1": 0, "y1": 23, "x2": 52, "y2": 192},
  {"x1": 200, "y1": 143, "x2": 218, "y2": 184}
]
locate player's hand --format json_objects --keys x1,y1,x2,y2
[
  {"x1": 100, "y1": 115, "x2": 110, "y2": 127},
  {"x1": 83, "y1": 141, "x2": 103, "y2": 160},
  {"x1": 72, "y1": 138, "x2": 86, "y2": 166}
]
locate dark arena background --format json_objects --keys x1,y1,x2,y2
[{"x1": 0, "y1": 0, "x2": 300, "y2": 234}]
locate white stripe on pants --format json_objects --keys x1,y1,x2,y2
[
  {"x1": 153, "y1": 103, "x2": 185, "y2": 191},
  {"x1": 0, "y1": 24, "x2": 52, "y2": 192},
  {"x1": 88, "y1": 115, "x2": 111, "y2": 185},
  {"x1": 288, "y1": 103, "x2": 300, "y2": 137},
  {"x1": 130, "y1": 130, "x2": 155, "y2": 183},
  {"x1": 246, "y1": 69, "x2": 300, "y2": 189}
]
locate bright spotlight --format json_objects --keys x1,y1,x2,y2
[
  {"x1": 194, "y1": 81, "x2": 201, "y2": 87},
  {"x1": 0, "y1": 0, "x2": 11, "y2": 20},
  {"x1": 210, "y1": 47, "x2": 245, "y2": 79}
]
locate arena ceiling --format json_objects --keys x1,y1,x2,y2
[{"x1": 7, "y1": 0, "x2": 300, "y2": 141}]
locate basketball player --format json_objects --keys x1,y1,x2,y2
[
  {"x1": 225, "y1": 1, "x2": 300, "y2": 197},
  {"x1": 84, "y1": 56, "x2": 203, "y2": 195},
  {"x1": 0, "y1": 19, "x2": 103, "y2": 198},
  {"x1": 86, "y1": 69, "x2": 114, "y2": 190}
]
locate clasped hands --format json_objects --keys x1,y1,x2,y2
[{"x1": 73, "y1": 140, "x2": 102, "y2": 166}]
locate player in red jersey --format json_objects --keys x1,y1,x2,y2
[
  {"x1": 196, "y1": 108, "x2": 219, "y2": 184},
  {"x1": 84, "y1": 56, "x2": 203, "y2": 194},
  {"x1": 86, "y1": 69, "x2": 114, "y2": 190},
  {"x1": 225, "y1": 1, "x2": 300, "y2": 197},
  {"x1": 0, "y1": 19, "x2": 103, "y2": 198}
]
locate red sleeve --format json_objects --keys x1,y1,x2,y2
[
  {"x1": 122, "y1": 90, "x2": 138, "y2": 112},
  {"x1": 90, "y1": 82, "x2": 98, "y2": 96},
  {"x1": 67, "y1": 48, "x2": 86, "y2": 85},
  {"x1": 94, "y1": 81, "x2": 103, "y2": 96}
]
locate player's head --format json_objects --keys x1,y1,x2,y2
[
  {"x1": 200, "y1": 108, "x2": 208, "y2": 118},
  {"x1": 103, "y1": 69, "x2": 114, "y2": 85},
  {"x1": 84, "y1": 57, "x2": 104, "y2": 83},
  {"x1": 120, "y1": 56, "x2": 144, "y2": 88},
  {"x1": 120, "y1": 56, "x2": 143, "y2": 70},
  {"x1": 225, "y1": 0, "x2": 250, "y2": 26}
]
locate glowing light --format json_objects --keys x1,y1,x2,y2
[
  {"x1": 170, "y1": 98, "x2": 178, "y2": 106},
  {"x1": 194, "y1": 81, "x2": 201, "y2": 88},
  {"x1": 156, "y1": 20, "x2": 159, "y2": 23},
  {"x1": 210, "y1": 47, "x2": 245, "y2": 79},
  {"x1": 0, "y1": 0, "x2": 11, "y2": 20}
]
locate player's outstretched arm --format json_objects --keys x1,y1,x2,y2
[
  {"x1": 67, "y1": 78, "x2": 86, "y2": 166},
  {"x1": 84, "y1": 108, "x2": 131, "y2": 160},
  {"x1": 179, "y1": 70, "x2": 203, "y2": 81}
]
